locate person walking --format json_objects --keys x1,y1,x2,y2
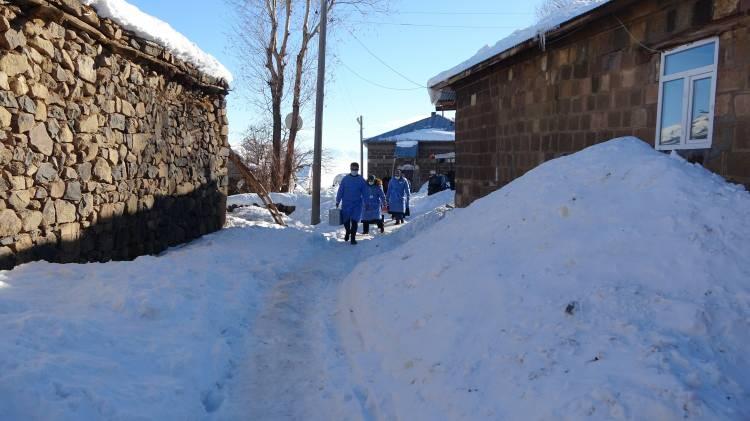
[
  {"x1": 387, "y1": 168, "x2": 411, "y2": 225},
  {"x1": 336, "y1": 162, "x2": 368, "y2": 245},
  {"x1": 362, "y1": 175, "x2": 387, "y2": 235}
]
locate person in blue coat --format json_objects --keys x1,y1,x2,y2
[
  {"x1": 387, "y1": 168, "x2": 411, "y2": 225},
  {"x1": 336, "y1": 162, "x2": 368, "y2": 245},
  {"x1": 362, "y1": 175, "x2": 387, "y2": 234}
]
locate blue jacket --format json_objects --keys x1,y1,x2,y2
[
  {"x1": 336, "y1": 174, "x2": 368, "y2": 223},
  {"x1": 387, "y1": 177, "x2": 410, "y2": 214},
  {"x1": 362, "y1": 183, "x2": 387, "y2": 221}
]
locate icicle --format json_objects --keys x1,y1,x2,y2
[{"x1": 538, "y1": 30, "x2": 547, "y2": 51}]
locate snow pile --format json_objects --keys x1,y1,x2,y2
[
  {"x1": 0, "y1": 220, "x2": 316, "y2": 419},
  {"x1": 427, "y1": 0, "x2": 609, "y2": 100},
  {"x1": 339, "y1": 137, "x2": 750, "y2": 419},
  {"x1": 81, "y1": 0, "x2": 232, "y2": 82},
  {"x1": 228, "y1": 191, "x2": 336, "y2": 227},
  {"x1": 391, "y1": 129, "x2": 455, "y2": 142}
]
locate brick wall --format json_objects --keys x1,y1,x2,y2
[{"x1": 452, "y1": 0, "x2": 750, "y2": 207}]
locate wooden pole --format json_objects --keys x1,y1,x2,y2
[
  {"x1": 311, "y1": 0, "x2": 328, "y2": 225},
  {"x1": 357, "y1": 115, "x2": 363, "y2": 172}
]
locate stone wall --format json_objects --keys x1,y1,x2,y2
[
  {"x1": 366, "y1": 141, "x2": 455, "y2": 191},
  {"x1": 0, "y1": 0, "x2": 230, "y2": 269},
  {"x1": 451, "y1": 0, "x2": 750, "y2": 207}
]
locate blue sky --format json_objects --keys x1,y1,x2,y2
[{"x1": 127, "y1": 0, "x2": 546, "y2": 180}]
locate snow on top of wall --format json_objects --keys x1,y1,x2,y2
[
  {"x1": 340, "y1": 136, "x2": 750, "y2": 419},
  {"x1": 427, "y1": 0, "x2": 610, "y2": 101},
  {"x1": 390, "y1": 129, "x2": 455, "y2": 142},
  {"x1": 81, "y1": 0, "x2": 233, "y2": 82}
]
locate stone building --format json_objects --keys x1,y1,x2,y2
[
  {"x1": 429, "y1": 0, "x2": 750, "y2": 207},
  {"x1": 365, "y1": 113, "x2": 455, "y2": 191},
  {"x1": 0, "y1": 0, "x2": 230, "y2": 269}
]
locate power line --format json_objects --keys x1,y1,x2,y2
[
  {"x1": 345, "y1": 28, "x2": 427, "y2": 88},
  {"x1": 395, "y1": 11, "x2": 533, "y2": 16},
  {"x1": 339, "y1": 60, "x2": 424, "y2": 91},
  {"x1": 614, "y1": 15, "x2": 661, "y2": 53},
  {"x1": 352, "y1": 21, "x2": 518, "y2": 29}
]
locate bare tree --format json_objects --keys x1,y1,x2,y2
[
  {"x1": 237, "y1": 122, "x2": 332, "y2": 191},
  {"x1": 229, "y1": 0, "x2": 386, "y2": 192}
]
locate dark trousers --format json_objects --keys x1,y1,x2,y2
[
  {"x1": 344, "y1": 219, "x2": 358, "y2": 241},
  {"x1": 362, "y1": 218, "x2": 384, "y2": 234}
]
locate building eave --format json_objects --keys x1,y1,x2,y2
[{"x1": 430, "y1": 0, "x2": 639, "y2": 91}]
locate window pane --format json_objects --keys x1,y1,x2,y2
[
  {"x1": 690, "y1": 77, "x2": 711, "y2": 140},
  {"x1": 660, "y1": 79, "x2": 684, "y2": 146},
  {"x1": 664, "y1": 42, "x2": 715, "y2": 75}
]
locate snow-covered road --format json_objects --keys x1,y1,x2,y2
[
  {"x1": 219, "y1": 232, "x2": 367, "y2": 419},
  {"x1": 0, "y1": 187, "x2": 455, "y2": 421},
  {"x1": 4, "y1": 138, "x2": 750, "y2": 420},
  {"x1": 219, "y1": 196, "x2": 455, "y2": 420}
]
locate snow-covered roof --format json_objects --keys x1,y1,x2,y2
[
  {"x1": 391, "y1": 129, "x2": 454, "y2": 142},
  {"x1": 427, "y1": 0, "x2": 610, "y2": 101},
  {"x1": 82, "y1": 0, "x2": 232, "y2": 82},
  {"x1": 396, "y1": 140, "x2": 419, "y2": 148},
  {"x1": 366, "y1": 114, "x2": 455, "y2": 144}
]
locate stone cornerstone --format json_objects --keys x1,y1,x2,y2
[{"x1": 0, "y1": 0, "x2": 230, "y2": 269}]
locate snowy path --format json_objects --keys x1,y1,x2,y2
[
  {"x1": 213, "y1": 228, "x2": 385, "y2": 420},
  {"x1": 217, "y1": 207, "x2": 452, "y2": 420},
  {"x1": 221, "y1": 234, "x2": 365, "y2": 419},
  {"x1": 0, "y1": 190, "x2": 453, "y2": 421}
]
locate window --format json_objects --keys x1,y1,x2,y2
[{"x1": 655, "y1": 38, "x2": 718, "y2": 150}]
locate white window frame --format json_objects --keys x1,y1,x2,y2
[{"x1": 655, "y1": 37, "x2": 719, "y2": 151}]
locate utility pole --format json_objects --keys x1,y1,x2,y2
[
  {"x1": 357, "y1": 115, "x2": 363, "y2": 172},
  {"x1": 311, "y1": 0, "x2": 328, "y2": 225}
]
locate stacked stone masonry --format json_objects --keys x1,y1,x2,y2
[
  {"x1": 0, "y1": 0, "x2": 230, "y2": 268},
  {"x1": 452, "y1": 0, "x2": 750, "y2": 207}
]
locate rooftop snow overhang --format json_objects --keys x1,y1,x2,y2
[
  {"x1": 365, "y1": 114, "x2": 455, "y2": 144},
  {"x1": 395, "y1": 141, "x2": 419, "y2": 158},
  {"x1": 428, "y1": 0, "x2": 639, "y2": 106}
]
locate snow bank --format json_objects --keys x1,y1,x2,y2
[
  {"x1": 339, "y1": 137, "x2": 750, "y2": 419},
  {"x1": 427, "y1": 0, "x2": 609, "y2": 101},
  {"x1": 81, "y1": 0, "x2": 232, "y2": 82},
  {"x1": 0, "y1": 220, "x2": 308, "y2": 419}
]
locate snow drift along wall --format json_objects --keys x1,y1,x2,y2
[{"x1": 0, "y1": 0, "x2": 230, "y2": 269}]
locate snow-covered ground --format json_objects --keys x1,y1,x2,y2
[
  {"x1": 338, "y1": 137, "x2": 750, "y2": 420},
  {"x1": 0, "y1": 185, "x2": 454, "y2": 420},
  {"x1": 2, "y1": 137, "x2": 749, "y2": 420},
  {"x1": 227, "y1": 184, "x2": 452, "y2": 228}
]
